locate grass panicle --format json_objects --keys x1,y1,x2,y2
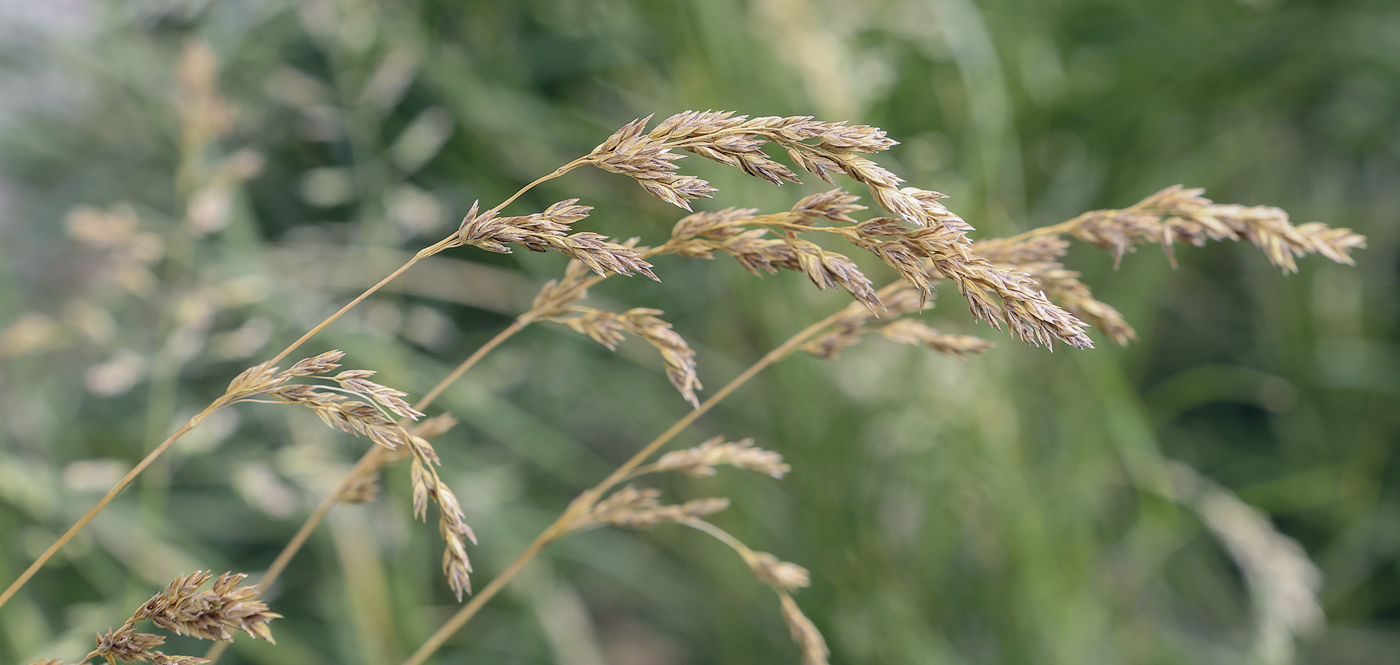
[
  {"x1": 977, "y1": 186, "x2": 1367, "y2": 345},
  {"x1": 5, "y1": 108, "x2": 1368, "y2": 665},
  {"x1": 634, "y1": 436, "x2": 791, "y2": 479},
  {"x1": 28, "y1": 572, "x2": 278, "y2": 665},
  {"x1": 569, "y1": 486, "x2": 732, "y2": 532},
  {"x1": 544, "y1": 306, "x2": 702, "y2": 408},
  {"x1": 227, "y1": 350, "x2": 475, "y2": 599}
]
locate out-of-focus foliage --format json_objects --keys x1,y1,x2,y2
[{"x1": 1, "y1": 1, "x2": 1396, "y2": 664}]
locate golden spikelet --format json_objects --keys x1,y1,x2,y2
[
  {"x1": 76, "y1": 571, "x2": 277, "y2": 665},
  {"x1": 570, "y1": 486, "x2": 730, "y2": 532},
  {"x1": 644, "y1": 437, "x2": 791, "y2": 479}
]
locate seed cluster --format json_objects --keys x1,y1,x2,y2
[
  {"x1": 646, "y1": 436, "x2": 791, "y2": 479},
  {"x1": 227, "y1": 351, "x2": 476, "y2": 600},
  {"x1": 69, "y1": 572, "x2": 278, "y2": 665},
  {"x1": 20, "y1": 109, "x2": 1371, "y2": 665},
  {"x1": 452, "y1": 199, "x2": 657, "y2": 280},
  {"x1": 571, "y1": 486, "x2": 731, "y2": 531},
  {"x1": 975, "y1": 185, "x2": 1367, "y2": 345}
]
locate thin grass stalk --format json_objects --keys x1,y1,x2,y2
[
  {"x1": 999, "y1": 218, "x2": 1078, "y2": 244},
  {"x1": 416, "y1": 316, "x2": 536, "y2": 410},
  {"x1": 0, "y1": 405, "x2": 216, "y2": 608},
  {"x1": 0, "y1": 254, "x2": 428, "y2": 613},
  {"x1": 202, "y1": 314, "x2": 540, "y2": 663},
  {"x1": 265, "y1": 242, "x2": 442, "y2": 367},
  {"x1": 481, "y1": 159, "x2": 590, "y2": 218},
  {"x1": 0, "y1": 158, "x2": 580, "y2": 612},
  {"x1": 682, "y1": 517, "x2": 751, "y2": 555},
  {"x1": 399, "y1": 305, "x2": 852, "y2": 665}
]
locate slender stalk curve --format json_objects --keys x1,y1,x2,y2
[
  {"x1": 202, "y1": 316, "x2": 538, "y2": 663},
  {"x1": 417, "y1": 316, "x2": 536, "y2": 411},
  {"x1": 589, "y1": 308, "x2": 848, "y2": 498},
  {"x1": 483, "y1": 158, "x2": 590, "y2": 218},
  {"x1": 3, "y1": 155, "x2": 583, "y2": 617},
  {"x1": 202, "y1": 161, "x2": 595, "y2": 663},
  {"x1": 399, "y1": 306, "x2": 850, "y2": 665},
  {"x1": 682, "y1": 517, "x2": 752, "y2": 556},
  {"x1": 267, "y1": 154, "x2": 586, "y2": 369},
  {"x1": 997, "y1": 216, "x2": 1082, "y2": 244},
  {"x1": 267, "y1": 240, "x2": 446, "y2": 367},
  {"x1": 0, "y1": 402, "x2": 221, "y2": 609},
  {"x1": 399, "y1": 519, "x2": 570, "y2": 665},
  {"x1": 0, "y1": 246, "x2": 443, "y2": 611}
]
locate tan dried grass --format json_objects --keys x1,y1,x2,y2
[
  {"x1": 29, "y1": 571, "x2": 277, "y2": 665},
  {"x1": 976, "y1": 185, "x2": 1367, "y2": 345},
  {"x1": 6, "y1": 109, "x2": 1368, "y2": 665}
]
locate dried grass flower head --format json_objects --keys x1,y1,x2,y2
[
  {"x1": 226, "y1": 350, "x2": 476, "y2": 599},
  {"x1": 974, "y1": 185, "x2": 1366, "y2": 345},
  {"x1": 136, "y1": 571, "x2": 278, "y2": 643},
  {"x1": 451, "y1": 199, "x2": 658, "y2": 279},
  {"x1": 226, "y1": 349, "x2": 423, "y2": 449},
  {"x1": 645, "y1": 437, "x2": 791, "y2": 478},
  {"x1": 587, "y1": 111, "x2": 1095, "y2": 349},
  {"x1": 570, "y1": 485, "x2": 731, "y2": 532},
  {"x1": 7, "y1": 100, "x2": 1371, "y2": 665},
  {"x1": 74, "y1": 571, "x2": 277, "y2": 665},
  {"x1": 1053, "y1": 185, "x2": 1366, "y2": 271}
]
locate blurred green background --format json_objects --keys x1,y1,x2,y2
[{"x1": 1, "y1": 0, "x2": 1396, "y2": 663}]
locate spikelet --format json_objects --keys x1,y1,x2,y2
[
  {"x1": 973, "y1": 186, "x2": 1367, "y2": 344},
  {"x1": 452, "y1": 199, "x2": 657, "y2": 279},
  {"x1": 647, "y1": 437, "x2": 791, "y2": 479},
  {"x1": 78, "y1": 571, "x2": 278, "y2": 665},
  {"x1": 1060, "y1": 185, "x2": 1366, "y2": 271},
  {"x1": 545, "y1": 306, "x2": 703, "y2": 408},
  {"x1": 570, "y1": 486, "x2": 730, "y2": 531}
]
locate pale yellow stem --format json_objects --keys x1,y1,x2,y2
[
  {"x1": 0, "y1": 401, "x2": 223, "y2": 609},
  {"x1": 204, "y1": 316, "x2": 537, "y2": 663},
  {"x1": 399, "y1": 306, "x2": 851, "y2": 665}
]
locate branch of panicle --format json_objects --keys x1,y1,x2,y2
[
  {"x1": 24, "y1": 571, "x2": 279, "y2": 665},
  {"x1": 584, "y1": 111, "x2": 1093, "y2": 349},
  {"x1": 976, "y1": 186, "x2": 1367, "y2": 345},
  {"x1": 227, "y1": 350, "x2": 476, "y2": 601}
]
